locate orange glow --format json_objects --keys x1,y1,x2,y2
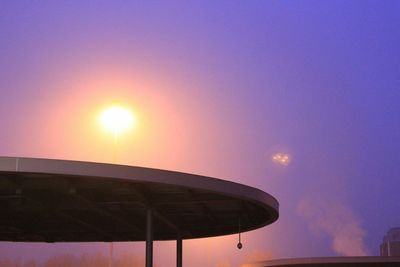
[
  {"x1": 26, "y1": 64, "x2": 233, "y2": 171},
  {"x1": 272, "y1": 153, "x2": 291, "y2": 166}
]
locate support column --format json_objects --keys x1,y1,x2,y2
[
  {"x1": 146, "y1": 208, "x2": 153, "y2": 267},
  {"x1": 108, "y1": 242, "x2": 113, "y2": 267},
  {"x1": 177, "y1": 235, "x2": 182, "y2": 267}
]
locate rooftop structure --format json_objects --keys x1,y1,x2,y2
[
  {"x1": 0, "y1": 157, "x2": 279, "y2": 267},
  {"x1": 381, "y1": 228, "x2": 400, "y2": 257},
  {"x1": 245, "y1": 256, "x2": 400, "y2": 267}
]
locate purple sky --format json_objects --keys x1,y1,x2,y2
[{"x1": 0, "y1": 1, "x2": 399, "y2": 266}]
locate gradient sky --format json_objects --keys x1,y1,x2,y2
[{"x1": 0, "y1": 1, "x2": 399, "y2": 266}]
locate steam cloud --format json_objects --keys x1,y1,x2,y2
[{"x1": 297, "y1": 196, "x2": 369, "y2": 256}]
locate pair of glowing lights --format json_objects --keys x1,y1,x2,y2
[{"x1": 272, "y1": 153, "x2": 291, "y2": 166}]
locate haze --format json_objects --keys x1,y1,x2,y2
[{"x1": 0, "y1": 1, "x2": 399, "y2": 267}]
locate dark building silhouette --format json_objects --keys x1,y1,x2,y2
[
  {"x1": 245, "y1": 256, "x2": 400, "y2": 267},
  {"x1": 381, "y1": 228, "x2": 400, "y2": 257}
]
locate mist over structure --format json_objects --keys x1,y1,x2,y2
[{"x1": 0, "y1": 1, "x2": 399, "y2": 267}]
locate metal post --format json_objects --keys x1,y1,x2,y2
[
  {"x1": 146, "y1": 208, "x2": 153, "y2": 267},
  {"x1": 108, "y1": 242, "x2": 113, "y2": 267},
  {"x1": 177, "y1": 235, "x2": 182, "y2": 267}
]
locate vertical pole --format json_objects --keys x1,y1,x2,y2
[
  {"x1": 108, "y1": 242, "x2": 113, "y2": 267},
  {"x1": 146, "y1": 208, "x2": 153, "y2": 267},
  {"x1": 177, "y1": 235, "x2": 182, "y2": 267}
]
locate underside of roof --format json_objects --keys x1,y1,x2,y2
[{"x1": 0, "y1": 162, "x2": 277, "y2": 242}]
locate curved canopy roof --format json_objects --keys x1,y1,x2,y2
[{"x1": 0, "y1": 157, "x2": 279, "y2": 242}]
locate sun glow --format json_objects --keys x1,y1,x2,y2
[{"x1": 100, "y1": 105, "x2": 135, "y2": 136}]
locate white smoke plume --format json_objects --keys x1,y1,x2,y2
[{"x1": 297, "y1": 196, "x2": 369, "y2": 256}]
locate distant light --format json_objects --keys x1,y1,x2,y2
[
  {"x1": 272, "y1": 153, "x2": 291, "y2": 166},
  {"x1": 100, "y1": 105, "x2": 134, "y2": 136}
]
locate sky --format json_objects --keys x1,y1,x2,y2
[{"x1": 0, "y1": 1, "x2": 399, "y2": 266}]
